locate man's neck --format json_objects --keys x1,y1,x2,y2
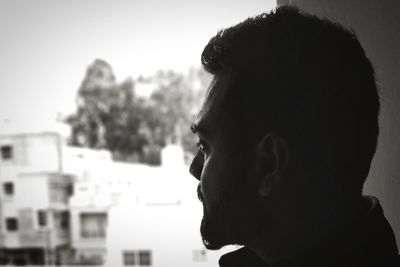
[{"x1": 246, "y1": 197, "x2": 364, "y2": 266}]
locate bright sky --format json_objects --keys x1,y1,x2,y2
[{"x1": 0, "y1": 0, "x2": 276, "y2": 131}]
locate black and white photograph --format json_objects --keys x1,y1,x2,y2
[{"x1": 0, "y1": 0, "x2": 399, "y2": 266}]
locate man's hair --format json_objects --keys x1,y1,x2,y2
[{"x1": 201, "y1": 6, "x2": 379, "y2": 196}]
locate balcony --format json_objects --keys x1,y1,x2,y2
[
  {"x1": 18, "y1": 229, "x2": 69, "y2": 248},
  {"x1": 18, "y1": 230, "x2": 49, "y2": 247}
]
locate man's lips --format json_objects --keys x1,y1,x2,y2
[{"x1": 197, "y1": 184, "x2": 204, "y2": 203}]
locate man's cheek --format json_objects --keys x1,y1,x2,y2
[{"x1": 200, "y1": 160, "x2": 221, "y2": 207}]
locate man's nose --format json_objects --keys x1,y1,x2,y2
[{"x1": 189, "y1": 151, "x2": 204, "y2": 181}]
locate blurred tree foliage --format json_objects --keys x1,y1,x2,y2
[{"x1": 66, "y1": 59, "x2": 211, "y2": 165}]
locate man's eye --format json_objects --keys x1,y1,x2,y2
[{"x1": 196, "y1": 141, "x2": 207, "y2": 155}]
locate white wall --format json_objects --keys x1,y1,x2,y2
[
  {"x1": 277, "y1": 0, "x2": 400, "y2": 245},
  {"x1": 2, "y1": 175, "x2": 49, "y2": 218},
  {"x1": 106, "y1": 189, "x2": 233, "y2": 267},
  {"x1": 0, "y1": 133, "x2": 60, "y2": 176},
  {"x1": 16, "y1": 175, "x2": 50, "y2": 211}
]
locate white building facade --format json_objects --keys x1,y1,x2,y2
[
  {"x1": 0, "y1": 124, "x2": 73, "y2": 265},
  {"x1": 70, "y1": 144, "x2": 234, "y2": 266},
  {"x1": 0, "y1": 122, "x2": 234, "y2": 266}
]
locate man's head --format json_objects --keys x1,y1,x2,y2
[{"x1": 189, "y1": 6, "x2": 379, "y2": 251}]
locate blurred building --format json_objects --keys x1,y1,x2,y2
[
  {"x1": 69, "y1": 144, "x2": 232, "y2": 266},
  {"x1": 0, "y1": 121, "x2": 232, "y2": 266},
  {"x1": 0, "y1": 123, "x2": 73, "y2": 265},
  {"x1": 64, "y1": 143, "x2": 114, "y2": 265}
]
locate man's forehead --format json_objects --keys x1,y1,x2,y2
[
  {"x1": 193, "y1": 73, "x2": 234, "y2": 134},
  {"x1": 199, "y1": 77, "x2": 218, "y2": 115}
]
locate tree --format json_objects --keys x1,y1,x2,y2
[
  {"x1": 67, "y1": 59, "x2": 148, "y2": 160},
  {"x1": 66, "y1": 59, "x2": 210, "y2": 164}
]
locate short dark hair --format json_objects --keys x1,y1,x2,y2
[{"x1": 201, "y1": 6, "x2": 379, "y2": 196}]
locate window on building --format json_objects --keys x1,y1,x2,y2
[
  {"x1": 61, "y1": 211, "x2": 69, "y2": 229},
  {"x1": 67, "y1": 184, "x2": 74, "y2": 196},
  {"x1": 80, "y1": 213, "x2": 107, "y2": 238},
  {"x1": 193, "y1": 249, "x2": 207, "y2": 262},
  {"x1": 79, "y1": 253, "x2": 104, "y2": 265},
  {"x1": 37, "y1": 210, "x2": 47, "y2": 227},
  {"x1": 5, "y1": 218, "x2": 18, "y2": 231},
  {"x1": 3, "y1": 182, "x2": 14, "y2": 195},
  {"x1": 50, "y1": 184, "x2": 71, "y2": 203},
  {"x1": 123, "y1": 251, "x2": 136, "y2": 266},
  {"x1": 138, "y1": 251, "x2": 152, "y2": 266},
  {"x1": 1, "y1": 145, "x2": 13, "y2": 160},
  {"x1": 123, "y1": 250, "x2": 152, "y2": 266}
]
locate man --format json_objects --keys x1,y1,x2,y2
[{"x1": 189, "y1": 6, "x2": 399, "y2": 267}]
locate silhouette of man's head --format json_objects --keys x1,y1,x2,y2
[{"x1": 189, "y1": 6, "x2": 379, "y2": 252}]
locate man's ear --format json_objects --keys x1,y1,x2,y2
[{"x1": 256, "y1": 132, "x2": 289, "y2": 197}]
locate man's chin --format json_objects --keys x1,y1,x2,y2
[{"x1": 200, "y1": 215, "x2": 229, "y2": 250}]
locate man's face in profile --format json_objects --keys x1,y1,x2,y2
[{"x1": 189, "y1": 73, "x2": 262, "y2": 249}]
